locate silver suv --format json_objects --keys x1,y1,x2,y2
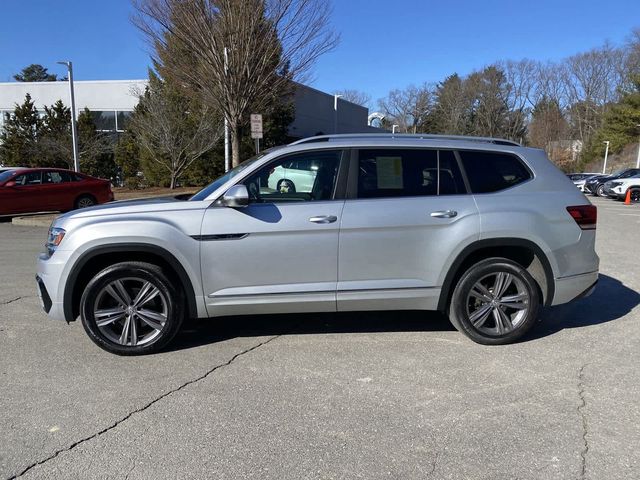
[{"x1": 36, "y1": 134, "x2": 599, "y2": 355}]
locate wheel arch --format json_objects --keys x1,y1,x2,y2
[
  {"x1": 437, "y1": 238, "x2": 555, "y2": 312},
  {"x1": 63, "y1": 243, "x2": 198, "y2": 322}
]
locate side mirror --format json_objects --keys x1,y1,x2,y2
[
  {"x1": 4, "y1": 181, "x2": 16, "y2": 187},
  {"x1": 221, "y1": 184, "x2": 249, "y2": 208}
]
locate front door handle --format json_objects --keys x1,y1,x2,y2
[
  {"x1": 430, "y1": 210, "x2": 458, "y2": 219},
  {"x1": 309, "y1": 215, "x2": 338, "y2": 224}
]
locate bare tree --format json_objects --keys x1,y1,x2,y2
[
  {"x1": 335, "y1": 89, "x2": 371, "y2": 108},
  {"x1": 129, "y1": 74, "x2": 223, "y2": 188},
  {"x1": 133, "y1": 0, "x2": 339, "y2": 167},
  {"x1": 378, "y1": 83, "x2": 433, "y2": 133}
]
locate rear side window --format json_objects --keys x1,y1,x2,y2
[
  {"x1": 43, "y1": 171, "x2": 72, "y2": 184},
  {"x1": 357, "y1": 149, "x2": 466, "y2": 199},
  {"x1": 460, "y1": 151, "x2": 531, "y2": 193}
]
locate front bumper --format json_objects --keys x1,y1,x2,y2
[{"x1": 36, "y1": 251, "x2": 70, "y2": 321}]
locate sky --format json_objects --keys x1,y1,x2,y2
[{"x1": 1, "y1": 0, "x2": 638, "y2": 108}]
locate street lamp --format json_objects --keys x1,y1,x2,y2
[
  {"x1": 56, "y1": 61, "x2": 79, "y2": 172},
  {"x1": 333, "y1": 94, "x2": 343, "y2": 134},
  {"x1": 602, "y1": 141, "x2": 610, "y2": 174},
  {"x1": 392, "y1": 124, "x2": 399, "y2": 134}
]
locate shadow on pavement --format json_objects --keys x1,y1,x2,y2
[
  {"x1": 529, "y1": 273, "x2": 640, "y2": 340},
  {"x1": 167, "y1": 274, "x2": 637, "y2": 352},
  {"x1": 168, "y1": 309, "x2": 455, "y2": 352}
]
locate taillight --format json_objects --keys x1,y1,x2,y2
[{"x1": 566, "y1": 205, "x2": 597, "y2": 230}]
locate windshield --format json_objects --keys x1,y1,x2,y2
[
  {"x1": 190, "y1": 149, "x2": 278, "y2": 201},
  {"x1": 0, "y1": 170, "x2": 16, "y2": 184}
]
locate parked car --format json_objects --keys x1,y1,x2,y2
[
  {"x1": 0, "y1": 167, "x2": 113, "y2": 216},
  {"x1": 36, "y1": 134, "x2": 599, "y2": 355},
  {"x1": 603, "y1": 174, "x2": 640, "y2": 200},
  {"x1": 267, "y1": 156, "x2": 319, "y2": 193},
  {"x1": 585, "y1": 168, "x2": 640, "y2": 196},
  {"x1": 567, "y1": 173, "x2": 601, "y2": 192}
]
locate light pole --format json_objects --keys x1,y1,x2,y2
[
  {"x1": 636, "y1": 124, "x2": 640, "y2": 169},
  {"x1": 602, "y1": 141, "x2": 610, "y2": 174},
  {"x1": 333, "y1": 94, "x2": 342, "y2": 134},
  {"x1": 392, "y1": 124, "x2": 399, "y2": 134},
  {"x1": 57, "y1": 61, "x2": 79, "y2": 172},
  {"x1": 223, "y1": 47, "x2": 230, "y2": 172}
]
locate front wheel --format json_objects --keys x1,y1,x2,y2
[
  {"x1": 80, "y1": 262, "x2": 184, "y2": 355},
  {"x1": 596, "y1": 185, "x2": 605, "y2": 197},
  {"x1": 448, "y1": 258, "x2": 540, "y2": 345}
]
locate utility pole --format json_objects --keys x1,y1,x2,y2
[
  {"x1": 57, "y1": 61, "x2": 79, "y2": 172},
  {"x1": 224, "y1": 47, "x2": 230, "y2": 172},
  {"x1": 333, "y1": 94, "x2": 342, "y2": 134},
  {"x1": 602, "y1": 141, "x2": 610, "y2": 174}
]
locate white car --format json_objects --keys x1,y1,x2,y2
[
  {"x1": 603, "y1": 175, "x2": 640, "y2": 200},
  {"x1": 267, "y1": 158, "x2": 318, "y2": 193}
]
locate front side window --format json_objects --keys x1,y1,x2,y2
[
  {"x1": 13, "y1": 172, "x2": 42, "y2": 186},
  {"x1": 243, "y1": 150, "x2": 342, "y2": 203},
  {"x1": 357, "y1": 149, "x2": 466, "y2": 199},
  {"x1": 460, "y1": 151, "x2": 531, "y2": 193}
]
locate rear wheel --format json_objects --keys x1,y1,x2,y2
[
  {"x1": 596, "y1": 185, "x2": 605, "y2": 197},
  {"x1": 448, "y1": 258, "x2": 540, "y2": 345},
  {"x1": 80, "y1": 262, "x2": 184, "y2": 355},
  {"x1": 75, "y1": 195, "x2": 96, "y2": 209}
]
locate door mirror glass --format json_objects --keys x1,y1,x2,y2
[
  {"x1": 221, "y1": 184, "x2": 249, "y2": 208},
  {"x1": 4, "y1": 181, "x2": 16, "y2": 187}
]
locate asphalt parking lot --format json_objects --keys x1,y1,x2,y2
[{"x1": 1, "y1": 196, "x2": 639, "y2": 480}]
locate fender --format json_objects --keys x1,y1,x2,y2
[
  {"x1": 437, "y1": 238, "x2": 555, "y2": 311},
  {"x1": 63, "y1": 243, "x2": 198, "y2": 322}
]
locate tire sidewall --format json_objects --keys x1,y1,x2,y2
[
  {"x1": 449, "y1": 258, "x2": 540, "y2": 345},
  {"x1": 80, "y1": 262, "x2": 183, "y2": 355}
]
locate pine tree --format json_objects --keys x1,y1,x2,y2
[
  {"x1": 39, "y1": 100, "x2": 73, "y2": 168},
  {"x1": 14, "y1": 64, "x2": 58, "y2": 82},
  {"x1": 0, "y1": 94, "x2": 41, "y2": 166}
]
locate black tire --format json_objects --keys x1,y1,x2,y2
[
  {"x1": 595, "y1": 184, "x2": 605, "y2": 197},
  {"x1": 448, "y1": 257, "x2": 541, "y2": 345},
  {"x1": 75, "y1": 194, "x2": 96, "y2": 209},
  {"x1": 276, "y1": 179, "x2": 295, "y2": 193},
  {"x1": 630, "y1": 188, "x2": 640, "y2": 203},
  {"x1": 80, "y1": 261, "x2": 184, "y2": 355}
]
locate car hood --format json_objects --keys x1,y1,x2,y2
[{"x1": 58, "y1": 195, "x2": 201, "y2": 219}]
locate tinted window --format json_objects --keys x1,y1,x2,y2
[
  {"x1": 243, "y1": 150, "x2": 341, "y2": 203},
  {"x1": 13, "y1": 172, "x2": 42, "y2": 186},
  {"x1": 357, "y1": 149, "x2": 466, "y2": 199},
  {"x1": 43, "y1": 171, "x2": 72, "y2": 184},
  {"x1": 0, "y1": 170, "x2": 16, "y2": 183},
  {"x1": 91, "y1": 111, "x2": 116, "y2": 131},
  {"x1": 460, "y1": 151, "x2": 531, "y2": 193}
]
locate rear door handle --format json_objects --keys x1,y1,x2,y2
[
  {"x1": 430, "y1": 210, "x2": 458, "y2": 219},
  {"x1": 309, "y1": 215, "x2": 338, "y2": 224}
]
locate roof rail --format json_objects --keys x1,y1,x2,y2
[{"x1": 289, "y1": 133, "x2": 521, "y2": 147}]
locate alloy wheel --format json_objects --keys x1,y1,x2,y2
[
  {"x1": 465, "y1": 271, "x2": 530, "y2": 336},
  {"x1": 93, "y1": 277, "x2": 168, "y2": 347}
]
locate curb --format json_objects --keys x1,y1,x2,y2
[{"x1": 11, "y1": 214, "x2": 58, "y2": 227}]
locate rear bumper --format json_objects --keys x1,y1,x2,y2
[{"x1": 551, "y1": 271, "x2": 599, "y2": 305}]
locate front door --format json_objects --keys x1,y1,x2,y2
[
  {"x1": 199, "y1": 149, "x2": 347, "y2": 317},
  {"x1": 337, "y1": 148, "x2": 480, "y2": 311}
]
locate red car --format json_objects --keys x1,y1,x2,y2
[{"x1": 0, "y1": 167, "x2": 114, "y2": 216}]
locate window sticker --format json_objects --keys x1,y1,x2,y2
[{"x1": 376, "y1": 156, "x2": 403, "y2": 189}]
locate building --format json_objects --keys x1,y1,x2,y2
[{"x1": 0, "y1": 79, "x2": 379, "y2": 139}]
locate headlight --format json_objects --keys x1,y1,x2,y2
[
  {"x1": 610, "y1": 181, "x2": 622, "y2": 187},
  {"x1": 46, "y1": 226, "x2": 66, "y2": 257}
]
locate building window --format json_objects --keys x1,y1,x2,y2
[
  {"x1": 116, "y1": 111, "x2": 132, "y2": 132},
  {"x1": 91, "y1": 111, "x2": 116, "y2": 131}
]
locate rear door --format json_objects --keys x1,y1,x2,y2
[
  {"x1": 41, "y1": 170, "x2": 75, "y2": 210},
  {"x1": 337, "y1": 148, "x2": 480, "y2": 311}
]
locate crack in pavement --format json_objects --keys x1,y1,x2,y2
[
  {"x1": 0, "y1": 296, "x2": 34, "y2": 306},
  {"x1": 577, "y1": 364, "x2": 589, "y2": 480},
  {"x1": 6, "y1": 334, "x2": 282, "y2": 480}
]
